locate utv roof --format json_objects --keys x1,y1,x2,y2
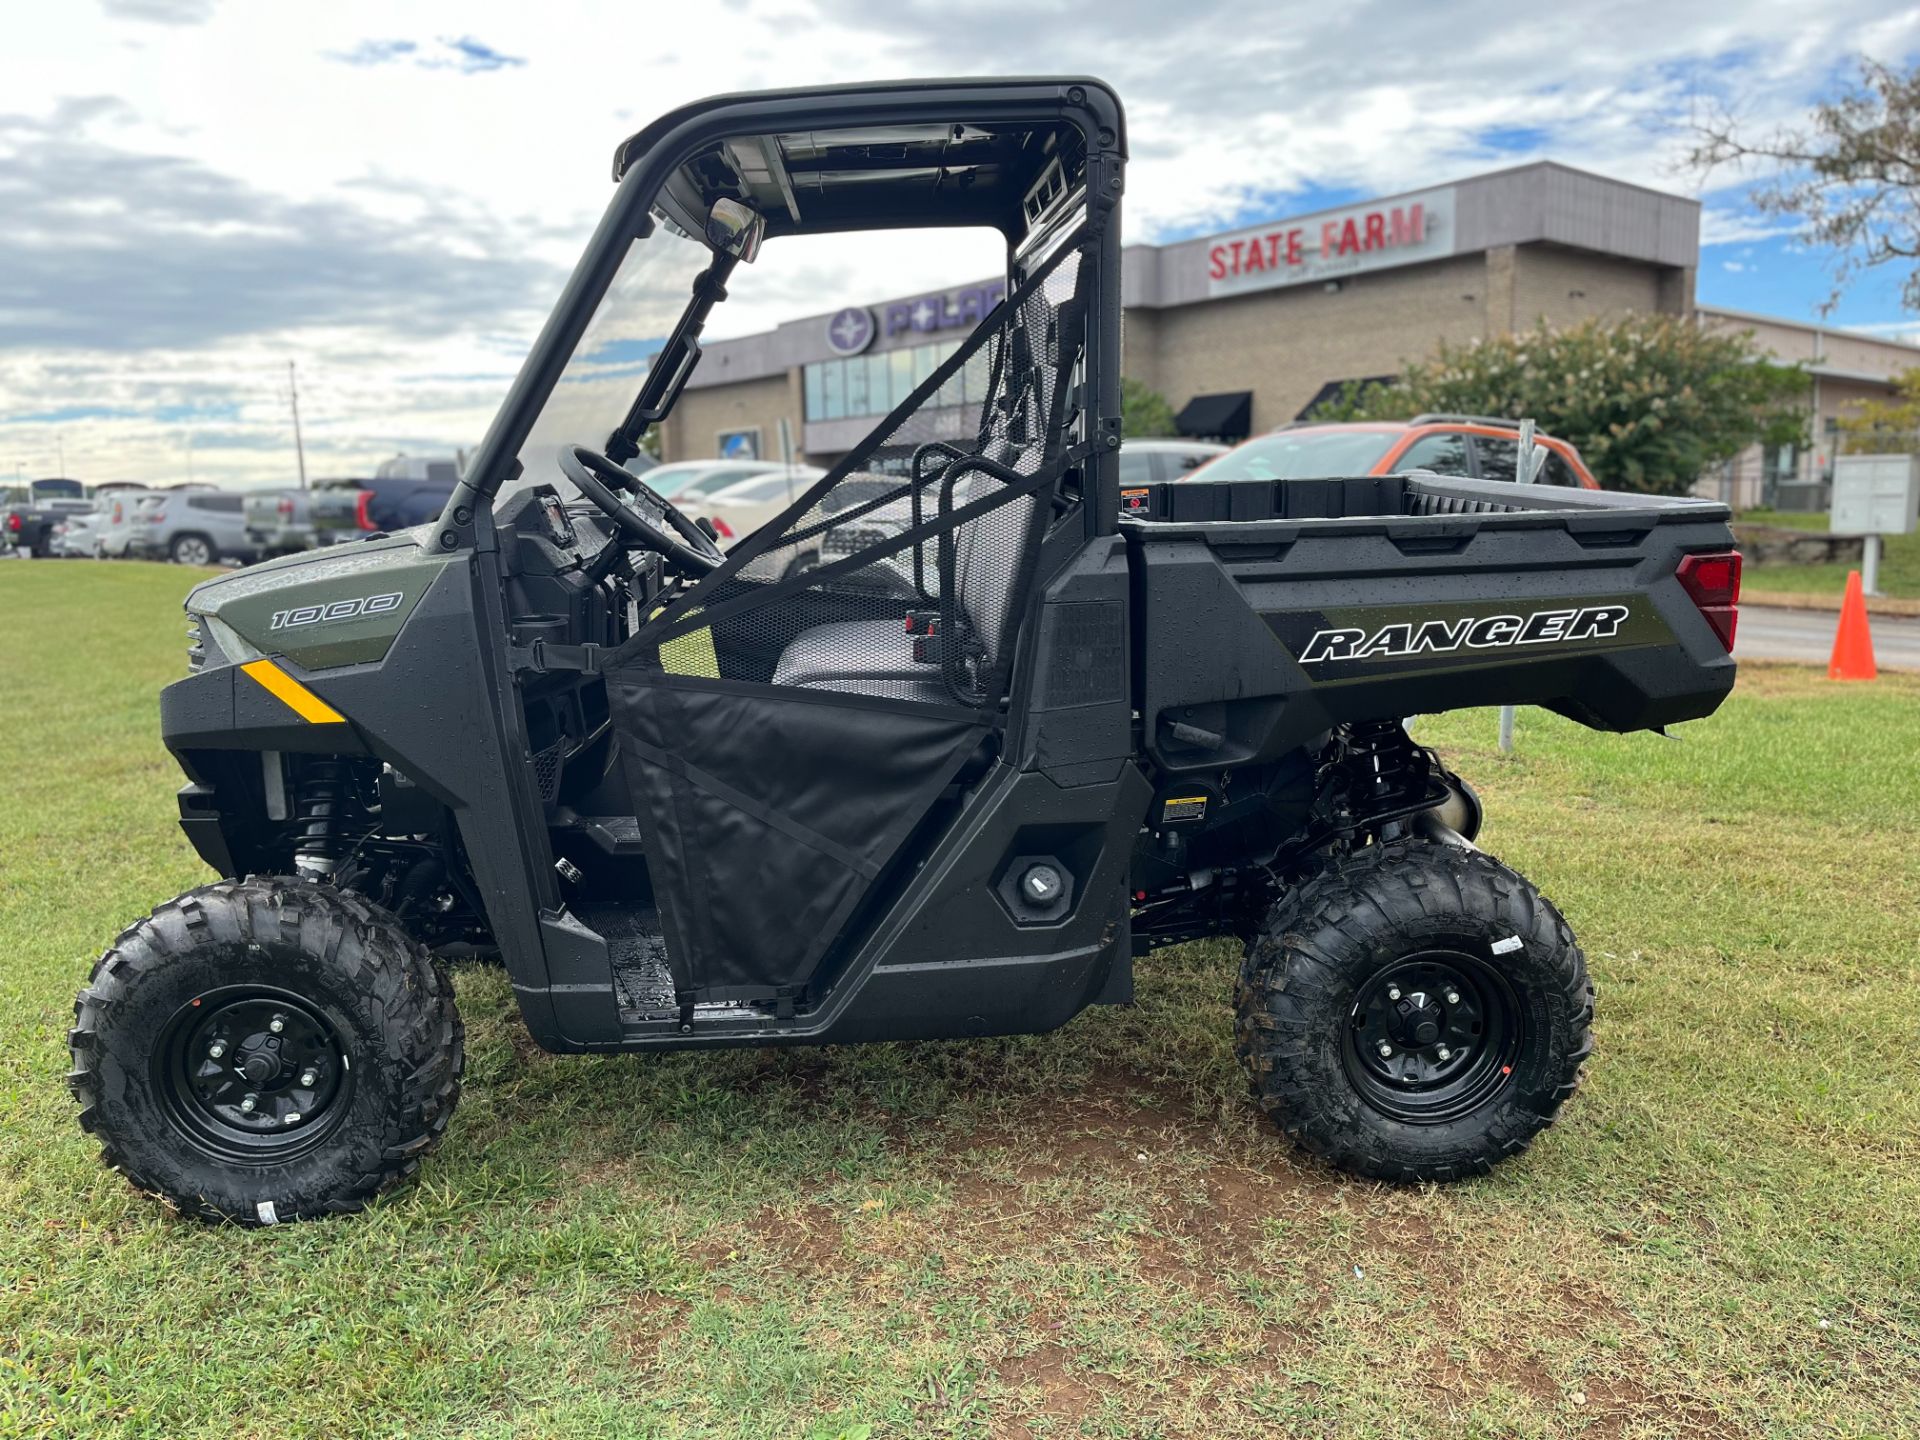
[{"x1": 611, "y1": 77, "x2": 1126, "y2": 240}]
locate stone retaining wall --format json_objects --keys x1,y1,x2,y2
[{"x1": 1730, "y1": 524, "x2": 1865, "y2": 568}]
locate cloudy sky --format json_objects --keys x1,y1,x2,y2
[{"x1": 3, "y1": 0, "x2": 1917, "y2": 488}]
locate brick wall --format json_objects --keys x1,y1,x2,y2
[
  {"x1": 1146, "y1": 254, "x2": 1490, "y2": 432},
  {"x1": 658, "y1": 373, "x2": 799, "y2": 464},
  {"x1": 1509, "y1": 244, "x2": 1668, "y2": 331}
]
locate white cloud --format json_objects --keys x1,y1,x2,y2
[{"x1": 1, "y1": 0, "x2": 1914, "y2": 484}]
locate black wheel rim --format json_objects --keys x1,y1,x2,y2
[
  {"x1": 1343, "y1": 950, "x2": 1522, "y2": 1124},
  {"x1": 153, "y1": 986, "x2": 353, "y2": 1161}
]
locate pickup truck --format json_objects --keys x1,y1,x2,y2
[
  {"x1": 245, "y1": 471, "x2": 458, "y2": 556},
  {"x1": 2, "y1": 480, "x2": 94, "y2": 557}
]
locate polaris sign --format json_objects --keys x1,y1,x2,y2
[{"x1": 822, "y1": 282, "x2": 1011, "y2": 349}]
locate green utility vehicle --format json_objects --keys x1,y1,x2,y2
[{"x1": 70, "y1": 79, "x2": 1741, "y2": 1224}]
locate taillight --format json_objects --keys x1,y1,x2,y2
[
  {"x1": 707, "y1": 515, "x2": 734, "y2": 539},
  {"x1": 278, "y1": 497, "x2": 295, "y2": 517},
  {"x1": 5, "y1": 513, "x2": 18, "y2": 533},
  {"x1": 1676, "y1": 550, "x2": 1741, "y2": 652},
  {"x1": 355, "y1": 491, "x2": 375, "y2": 530}
]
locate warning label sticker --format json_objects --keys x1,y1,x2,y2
[{"x1": 1162, "y1": 794, "x2": 1209, "y2": 823}]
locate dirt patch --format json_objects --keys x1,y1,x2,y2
[
  {"x1": 617, "y1": 1289, "x2": 686, "y2": 1366},
  {"x1": 692, "y1": 1200, "x2": 848, "y2": 1278},
  {"x1": 993, "y1": 1339, "x2": 1101, "y2": 1437}
]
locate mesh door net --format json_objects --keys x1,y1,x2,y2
[
  {"x1": 600, "y1": 225, "x2": 1094, "y2": 996},
  {"x1": 627, "y1": 226, "x2": 1092, "y2": 712}
]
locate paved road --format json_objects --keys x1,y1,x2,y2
[{"x1": 1738, "y1": 604, "x2": 1920, "y2": 670}]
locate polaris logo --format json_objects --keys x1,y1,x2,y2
[
  {"x1": 1299, "y1": 604, "x2": 1630, "y2": 664},
  {"x1": 270, "y1": 592, "x2": 404, "y2": 631}
]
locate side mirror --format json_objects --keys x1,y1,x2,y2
[{"x1": 706, "y1": 198, "x2": 765, "y2": 263}]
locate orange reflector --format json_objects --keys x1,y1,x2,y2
[{"x1": 241, "y1": 659, "x2": 346, "y2": 725}]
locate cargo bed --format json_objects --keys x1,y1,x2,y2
[{"x1": 1122, "y1": 473, "x2": 1739, "y2": 771}]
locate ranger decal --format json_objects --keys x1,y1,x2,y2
[{"x1": 1299, "y1": 604, "x2": 1630, "y2": 664}]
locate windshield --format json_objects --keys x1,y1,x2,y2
[
  {"x1": 1192, "y1": 430, "x2": 1397, "y2": 482},
  {"x1": 511, "y1": 225, "x2": 713, "y2": 499}
]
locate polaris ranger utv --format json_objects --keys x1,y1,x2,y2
[{"x1": 70, "y1": 79, "x2": 1742, "y2": 1225}]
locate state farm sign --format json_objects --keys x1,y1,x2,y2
[{"x1": 1204, "y1": 187, "x2": 1457, "y2": 297}]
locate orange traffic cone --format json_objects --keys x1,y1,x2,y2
[{"x1": 1828, "y1": 570, "x2": 1878, "y2": 681}]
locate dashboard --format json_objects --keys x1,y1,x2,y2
[{"x1": 497, "y1": 483, "x2": 663, "y2": 655}]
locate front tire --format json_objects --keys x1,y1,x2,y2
[
  {"x1": 1234, "y1": 841, "x2": 1591, "y2": 1182},
  {"x1": 70, "y1": 878, "x2": 463, "y2": 1225}
]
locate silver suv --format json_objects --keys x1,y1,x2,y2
[{"x1": 126, "y1": 490, "x2": 261, "y2": 567}]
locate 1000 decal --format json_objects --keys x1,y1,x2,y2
[{"x1": 270, "y1": 592, "x2": 404, "y2": 631}]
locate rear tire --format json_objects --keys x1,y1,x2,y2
[
  {"x1": 170, "y1": 533, "x2": 216, "y2": 566},
  {"x1": 1234, "y1": 841, "x2": 1591, "y2": 1182},
  {"x1": 70, "y1": 878, "x2": 463, "y2": 1225}
]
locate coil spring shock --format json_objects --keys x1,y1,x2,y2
[
  {"x1": 292, "y1": 758, "x2": 358, "y2": 879},
  {"x1": 1342, "y1": 719, "x2": 1431, "y2": 814}
]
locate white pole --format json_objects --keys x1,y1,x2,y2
[
  {"x1": 1863, "y1": 533, "x2": 1883, "y2": 596},
  {"x1": 289, "y1": 360, "x2": 309, "y2": 491},
  {"x1": 1499, "y1": 421, "x2": 1540, "y2": 753},
  {"x1": 778, "y1": 415, "x2": 795, "y2": 504}
]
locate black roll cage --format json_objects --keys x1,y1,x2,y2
[
  {"x1": 413, "y1": 79, "x2": 1128, "y2": 1048},
  {"x1": 437, "y1": 77, "x2": 1128, "y2": 555}
]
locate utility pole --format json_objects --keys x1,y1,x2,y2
[
  {"x1": 57, "y1": 432, "x2": 66, "y2": 477},
  {"x1": 289, "y1": 360, "x2": 309, "y2": 490}
]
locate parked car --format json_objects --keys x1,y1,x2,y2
[
  {"x1": 246, "y1": 472, "x2": 456, "y2": 557},
  {"x1": 647, "y1": 459, "x2": 812, "y2": 510},
  {"x1": 243, "y1": 487, "x2": 332, "y2": 557},
  {"x1": 49, "y1": 500, "x2": 113, "y2": 557},
  {"x1": 699, "y1": 466, "x2": 829, "y2": 542},
  {"x1": 126, "y1": 490, "x2": 261, "y2": 566},
  {"x1": 1, "y1": 479, "x2": 94, "y2": 556},
  {"x1": 1189, "y1": 415, "x2": 1600, "y2": 488},
  {"x1": 1116, "y1": 438, "x2": 1228, "y2": 485},
  {"x1": 95, "y1": 492, "x2": 162, "y2": 557}
]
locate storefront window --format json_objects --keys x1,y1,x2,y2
[
  {"x1": 888, "y1": 350, "x2": 915, "y2": 412},
  {"x1": 821, "y1": 359, "x2": 846, "y2": 420},
  {"x1": 804, "y1": 341, "x2": 984, "y2": 422}
]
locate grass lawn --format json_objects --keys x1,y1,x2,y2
[
  {"x1": 3, "y1": 561, "x2": 1918, "y2": 1439},
  {"x1": 1736, "y1": 509, "x2": 1920, "y2": 600}
]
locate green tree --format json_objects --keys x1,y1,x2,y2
[
  {"x1": 1310, "y1": 313, "x2": 1808, "y2": 495},
  {"x1": 1690, "y1": 59, "x2": 1920, "y2": 312},
  {"x1": 1120, "y1": 376, "x2": 1177, "y2": 438},
  {"x1": 1837, "y1": 367, "x2": 1920, "y2": 453}
]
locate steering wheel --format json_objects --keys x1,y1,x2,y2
[{"x1": 557, "y1": 445, "x2": 725, "y2": 577}]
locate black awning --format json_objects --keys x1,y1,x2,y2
[
  {"x1": 1175, "y1": 391, "x2": 1252, "y2": 441},
  {"x1": 1295, "y1": 375, "x2": 1396, "y2": 421}
]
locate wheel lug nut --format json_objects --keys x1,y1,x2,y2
[
  {"x1": 239, "y1": 1094, "x2": 257, "y2": 1113},
  {"x1": 1376, "y1": 1041, "x2": 1393, "y2": 1058},
  {"x1": 1444, "y1": 989, "x2": 1460, "y2": 1005},
  {"x1": 1436, "y1": 1046, "x2": 1452, "y2": 1061},
  {"x1": 299, "y1": 1069, "x2": 317, "y2": 1087},
  {"x1": 268, "y1": 1015, "x2": 286, "y2": 1034},
  {"x1": 207, "y1": 1042, "x2": 226, "y2": 1059},
  {"x1": 284, "y1": 1112, "x2": 302, "y2": 1126},
  {"x1": 1386, "y1": 986, "x2": 1401, "y2": 1001}
]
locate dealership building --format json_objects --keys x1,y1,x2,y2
[{"x1": 658, "y1": 159, "x2": 1920, "y2": 507}]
